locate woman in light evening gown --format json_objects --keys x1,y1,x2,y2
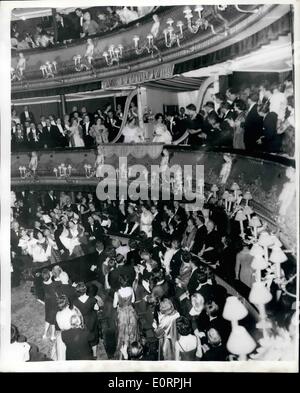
[
  {"x1": 69, "y1": 118, "x2": 85, "y2": 147},
  {"x1": 140, "y1": 204, "x2": 153, "y2": 238},
  {"x1": 113, "y1": 274, "x2": 140, "y2": 359}
]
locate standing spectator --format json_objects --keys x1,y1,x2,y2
[
  {"x1": 235, "y1": 243, "x2": 255, "y2": 290},
  {"x1": 74, "y1": 8, "x2": 84, "y2": 38},
  {"x1": 113, "y1": 274, "x2": 140, "y2": 359},
  {"x1": 68, "y1": 118, "x2": 85, "y2": 147},
  {"x1": 232, "y1": 99, "x2": 247, "y2": 149},
  {"x1": 257, "y1": 103, "x2": 282, "y2": 153},
  {"x1": 20, "y1": 105, "x2": 35, "y2": 125},
  {"x1": 81, "y1": 115, "x2": 94, "y2": 148},
  {"x1": 73, "y1": 282, "x2": 99, "y2": 358},
  {"x1": 55, "y1": 13, "x2": 73, "y2": 43},
  {"x1": 152, "y1": 113, "x2": 172, "y2": 144},
  {"x1": 185, "y1": 104, "x2": 205, "y2": 145},
  {"x1": 61, "y1": 314, "x2": 94, "y2": 360},
  {"x1": 243, "y1": 92, "x2": 263, "y2": 151},
  {"x1": 41, "y1": 269, "x2": 57, "y2": 341}
]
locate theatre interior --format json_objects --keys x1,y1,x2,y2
[{"x1": 9, "y1": 4, "x2": 297, "y2": 363}]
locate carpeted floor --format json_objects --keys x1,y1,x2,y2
[{"x1": 11, "y1": 281, "x2": 108, "y2": 360}]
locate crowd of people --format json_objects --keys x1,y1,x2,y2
[
  {"x1": 11, "y1": 6, "x2": 156, "y2": 50},
  {"x1": 11, "y1": 77, "x2": 295, "y2": 157},
  {"x1": 10, "y1": 184, "x2": 296, "y2": 362}
]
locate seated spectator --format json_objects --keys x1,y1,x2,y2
[
  {"x1": 34, "y1": 24, "x2": 54, "y2": 48},
  {"x1": 82, "y1": 12, "x2": 100, "y2": 36}
]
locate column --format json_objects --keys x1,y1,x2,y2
[
  {"x1": 60, "y1": 94, "x2": 66, "y2": 117},
  {"x1": 52, "y1": 8, "x2": 58, "y2": 43}
]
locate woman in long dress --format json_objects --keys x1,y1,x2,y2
[
  {"x1": 140, "y1": 204, "x2": 153, "y2": 238},
  {"x1": 152, "y1": 113, "x2": 172, "y2": 144},
  {"x1": 41, "y1": 269, "x2": 58, "y2": 341},
  {"x1": 113, "y1": 274, "x2": 140, "y2": 359},
  {"x1": 122, "y1": 116, "x2": 144, "y2": 143},
  {"x1": 68, "y1": 118, "x2": 85, "y2": 147},
  {"x1": 153, "y1": 298, "x2": 180, "y2": 360},
  {"x1": 181, "y1": 217, "x2": 197, "y2": 251},
  {"x1": 90, "y1": 118, "x2": 109, "y2": 145}
]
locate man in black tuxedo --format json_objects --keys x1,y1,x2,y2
[
  {"x1": 28, "y1": 122, "x2": 41, "y2": 149},
  {"x1": 173, "y1": 201, "x2": 187, "y2": 224},
  {"x1": 219, "y1": 101, "x2": 235, "y2": 122},
  {"x1": 54, "y1": 215, "x2": 69, "y2": 256},
  {"x1": 185, "y1": 103, "x2": 205, "y2": 146},
  {"x1": 108, "y1": 254, "x2": 135, "y2": 291},
  {"x1": 55, "y1": 13, "x2": 74, "y2": 43},
  {"x1": 73, "y1": 8, "x2": 84, "y2": 38},
  {"x1": 151, "y1": 205, "x2": 163, "y2": 237},
  {"x1": 169, "y1": 238, "x2": 183, "y2": 281},
  {"x1": 106, "y1": 110, "x2": 121, "y2": 142},
  {"x1": 41, "y1": 118, "x2": 60, "y2": 148},
  {"x1": 20, "y1": 105, "x2": 35, "y2": 125},
  {"x1": 244, "y1": 92, "x2": 263, "y2": 151},
  {"x1": 191, "y1": 214, "x2": 207, "y2": 255},
  {"x1": 203, "y1": 101, "x2": 219, "y2": 121},
  {"x1": 81, "y1": 115, "x2": 94, "y2": 148},
  {"x1": 43, "y1": 190, "x2": 58, "y2": 212},
  {"x1": 225, "y1": 87, "x2": 239, "y2": 110},
  {"x1": 166, "y1": 112, "x2": 183, "y2": 140},
  {"x1": 126, "y1": 239, "x2": 141, "y2": 266},
  {"x1": 86, "y1": 240, "x2": 107, "y2": 284},
  {"x1": 85, "y1": 216, "x2": 103, "y2": 241}
]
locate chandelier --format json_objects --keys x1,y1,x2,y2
[
  {"x1": 163, "y1": 18, "x2": 184, "y2": 48},
  {"x1": 161, "y1": 4, "x2": 260, "y2": 47},
  {"x1": 183, "y1": 5, "x2": 219, "y2": 35},
  {"x1": 73, "y1": 54, "x2": 93, "y2": 72},
  {"x1": 103, "y1": 45, "x2": 123, "y2": 66},
  {"x1": 133, "y1": 34, "x2": 160, "y2": 57},
  {"x1": 40, "y1": 61, "x2": 57, "y2": 79}
]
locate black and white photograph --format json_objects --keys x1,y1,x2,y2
[{"x1": 0, "y1": 0, "x2": 298, "y2": 374}]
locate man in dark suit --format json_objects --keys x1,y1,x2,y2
[
  {"x1": 173, "y1": 201, "x2": 187, "y2": 224},
  {"x1": 20, "y1": 105, "x2": 35, "y2": 125},
  {"x1": 166, "y1": 112, "x2": 183, "y2": 140},
  {"x1": 151, "y1": 205, "x2": 163, "y2": 237},
  {"x1": 244, "y1": 92, "x2": 263, "y2": 151},
  {"x1": 85, "y1": 240, "x2": 107, "y2": 284},
  {"x1": 81, "y1": 115, "x2": 94, "y2": 148},
  {"x1": 55, "y1": 13, "x2": 74, "y2": 43},
  {"x1": 169, "y1": 238, "x2": 183, "y2": 281},
  {"x1": 43, "y1": 190, "x2": 58, "y2": 212},
  {"x1": 41, "y1": 118, "x2": 60, "y2": 148},
  {"x1": 126, "y1": 239, "x2": 141, "y2": 266},
  {"x1": 73, "y1": 8, "x2": 84, "y2": 38},
  {"x1": 191, "y1": 214, "x2": 207, "y2": 255},
  {"x1": 27, "y1": 122, "x2": 41, "y2": 149},
  {"x1": 106, "y1": 110, "x2": 121, "y2": 142},
  {"x1": 85, "y1": 216, "x2": 103, "y2": 241},
  {"x1": 108, "y1": 254, "x2": 135, "y2": 291}
]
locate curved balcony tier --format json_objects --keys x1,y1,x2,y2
[
  {"x1": 11, "y1": 145, "x2": 296, "y2": 254},
  {"x1": 11, "y1": 4, "x2": 292, "y2": 97}
]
